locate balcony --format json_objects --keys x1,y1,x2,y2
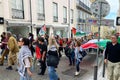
[
  {"x1": 12, "y1": 8, "x2": 24, "y2": 19},
  {"x1": 76, "y1": 0, "x2": 91, "y2": 14},
  {"x1": 78, "y1": 18, "x2": 86, "y2": 23},
  {"x1": 63, "y1": 18, "x2": 67, "y2": 23},
  {"x1": 37, "y1": 13, "x2": 45, "y2": 20},
  {"x1": 53, "y1": 16, "x2": 58, "y2": 22}
]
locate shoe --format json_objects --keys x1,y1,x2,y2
[
  {"x1": 38, "y1": 72, "x2": 44, "y2": 75},
  {"x1": 12, "y1": 63, "x2": 14, "y2": 65},
  {"x1": 75, "y1": 71, "x2": 80, "y2": 76},
  {"x1": 0, "y1": 63, "x2": 3, "y2": 66},
  {"x1": 15, "y1": 69, "x2": 18, "y2": 71},
  {"x1": 6, "y1": 66, "x2": 13, "y2": 70},
  {"x1": 58, "y1": 77, "x2": 60, "y2": 80},
  {"x1": 69, "y1": 64, "x2": 72, "y2": 66}
]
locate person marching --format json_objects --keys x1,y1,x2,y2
[
  {"x1": 74, "y1": 40, "x2": 83, "y2": 76},
  {"x1": 104, "y1": 34, "x2": 120, "y2": 80},
  {"x1": 6, "y1": 31, "x2": 19, "y2": 70},
  {"x1": 47, "y1": 36, "x2": 60, "y2": 80},
  {"x1": 17, "y1": 37, "x2": 33, "y2": 80},
  {"x1": 37, "y1": 37, "x2": 47, "y2": 75}
]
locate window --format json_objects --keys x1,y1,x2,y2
[
  {"x1": 63, "y1": 6, "x2": 67, "y2": 23},
  {"x1": 37, "y1": 0, "x2": 45, "y2": 20},
  {"x1": 70, "y1": 9, "x2": 74, "y2": 24},
  {"x1": 53, "y1": 2, "x2": 58, "y2": 22},
  {"x1": 11, "y1": 0, "x2": 24, "y2": 19},
  {"x1": 77, "y1": 10, "x2": 80, "y2": 23}
]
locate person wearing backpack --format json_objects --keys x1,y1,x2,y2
[
  {"x1": 47, "y1": 36, "x2": 60, "y2": 80},
  {"x1": 74, "y1": 40, "x2": 83, "y2": 76},
  {"x1": 69, "y1": 44, "x2": 75, "y2": 66}
]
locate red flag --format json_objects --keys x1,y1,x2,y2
[
  {"x1": 72, "y1": 27, "x2": 76, "y2": 35},
  {"x1": 35, "y1": 46, "x2": 42, "y2": 59}
]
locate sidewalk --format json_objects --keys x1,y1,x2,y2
[
  {"x1": 97, "y1": 62, "x2": 107, "y2": 80},
  {"x1": 81, "y1": 52, "x2": 107, "y2": 80}
]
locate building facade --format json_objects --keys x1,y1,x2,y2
[
  {"x1": 0, "y1": 0, "x2": 92, "y2": 38},
  {"x1": 75, "y1": 0, "x2": 92, "y2": 34}
]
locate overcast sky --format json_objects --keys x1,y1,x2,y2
[{"x1": 105, "y1": 0, "x2": 119, "y2": 20}]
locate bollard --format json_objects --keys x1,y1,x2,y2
[
  {"x1": 102, "y1": 62, "x2": 105, "y2": 77},
  {"x1": 94, "y1": 65, "x2": 98, "y2": 80}
]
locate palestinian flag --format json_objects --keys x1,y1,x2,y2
[
  {"x1": 81, "y1": 39, "x2": 111, "y2": 49},
  {"x1": 39, "y1": 24, "x2": 46, "y2": 36}
]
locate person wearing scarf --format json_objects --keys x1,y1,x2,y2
[{"x1": 18, "y1": 37, "x2": 33, "y2": 80}]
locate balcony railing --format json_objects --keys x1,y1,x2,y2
[
  {"x1": 53, "y1": 16, "x2": 58, "y2": 22},
  {"x1": 76, "y1": 0, "x2": 91, "y2": 12},
  {"x1": 12, "y1": 8, "x2": 24, "y2": 19},
  {"x1": 63, "y1": 18, "x2": 67, "y2": 23},
  {"x1": 78, "y1": 18, "x2": 86, "y2": 23},
  {"x1": 37, "y1": 13, "x2": 45, "y2": 20}
]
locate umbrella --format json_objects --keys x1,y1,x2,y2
[{"x1": 81, "y1": 39, "x2": 111, "y2": 49}]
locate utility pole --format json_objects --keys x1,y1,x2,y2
[
  {"x1": 93, "y1": 1, "x2": 109, "y2": 80},
  {"x1": 94, "y1": 1, "x2": 102, "y2": 80},
  {"x1": 29, "y1": 0, "x2": 33, "y2": 33}
]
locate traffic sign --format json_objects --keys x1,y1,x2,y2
[
  {"x1": 0, "y1": 17, "x2": 4, "y2": 24},
  {"x1": 116, "y1": 17, "x2": 120, "y2": 25},
  {"x1": 91, "y1": 0, "x2": 110, "y2": 18},
  {"x1": 86, "y1": 18, "x2": 114, "y2": 26}
]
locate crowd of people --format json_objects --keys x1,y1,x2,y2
[
  {"x1": 0, "y1": 31, "x2": 120, "y2": 80},
  {"x1": 0, "y1": 31, "x2": 88, "y2": 80}
]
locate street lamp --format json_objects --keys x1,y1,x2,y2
[{"x1": 29, "y1": 0, "x2": 33, "y2": 33}]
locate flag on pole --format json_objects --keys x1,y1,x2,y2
[
  {"x1": 71, "y1": 27, "x2": 76, "y2": 35},
  {"x1": 39, "y1": 24, "x2": 46, "y2": 36}
]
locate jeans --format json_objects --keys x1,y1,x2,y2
[
  {"x1": 0, "y1": 49, "x2": 4, "y2": 55},
  {"x1": 20, "y1": 67, "x2": 32, "y2": 80},
  {"x1": 58, "y1": 47, "x2": 63, "y2": 58},
  {"x1": 48, "y1": 66, "x2": 59, "y2": 80},
  {"x1": 76, "y1": 59, "x2": 81, "y2": 72},
  {"x1": 39, "y1": 60, "x2": 46, "y2": 75},
  {"x1": 20, "y1": 75, "x2": 32, "y2": 80}
]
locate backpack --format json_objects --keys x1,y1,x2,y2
[
  {"x1": 64, "y1": 46, "x2": 71, "y2": 57},
  {"x1": 79, "y1": 50, "x2": 87, "y2": 58},
  {"x1": 46, "y1": 50, "x2": 59, "y2": 67},
  {"x1": 79, "y1": 47, "x2": 87, "y2": 58}
]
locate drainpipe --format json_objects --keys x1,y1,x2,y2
[{"x1": 29, "y1": 0, "x2": 33, "y2": 33}]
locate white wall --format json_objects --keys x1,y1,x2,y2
[{"x1": 1, "y1": 0, "x2": 76, "y2": 38}]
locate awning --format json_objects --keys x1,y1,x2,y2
[{"x1": 6, "y1": 20, "x2": 31, "y2": 27}]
